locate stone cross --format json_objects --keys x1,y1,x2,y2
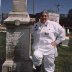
[{"x1": 12, "y1": 0, "x2": 27, "y2": 12}]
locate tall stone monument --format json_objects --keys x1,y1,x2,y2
[
  {"x1": 4, "y1": 0, "x2": 30, "y2": 24},
  {"x1": 12, "y1": 0, "x2": 27, "y2": 12},
  {"x1": 2, "y1": 0, "x2": 33, "y2": 72}
]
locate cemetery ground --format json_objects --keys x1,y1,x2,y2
[{"x1": 0, "y1": 32, "x2": 72, "y2": 72}]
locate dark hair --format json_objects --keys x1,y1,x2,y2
[{"x1": 40, "y1": 10, "x2": 48, "y2": 17}]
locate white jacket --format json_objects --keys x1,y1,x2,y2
[{"x1": 32, "y1": 20, "x2": 66, "y2": 57}]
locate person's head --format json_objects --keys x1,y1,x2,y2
[{"x1": 40, "y1": 10, "x2": 49, "y2": 23}]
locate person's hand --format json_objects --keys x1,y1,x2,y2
[{"x1": 51, "y1": 41, "x2": 57, "y2": 48}]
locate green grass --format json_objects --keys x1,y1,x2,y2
[
  {"x1": 0, "y1": 32, "x2": 72, "y2": 72},
  {"x1": 0, "y1": 32, "x2": 6, "y2": 72},
  {"x1": 55, "y1": 38, "x2": 72, "y2": 72}
]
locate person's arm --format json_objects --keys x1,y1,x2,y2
[
  {"x1": 55, "y1": 24, "x2": 66, "y2": 45},
  {"x1": 51, "y1": 24, "x2": 66, "y2": 47}
]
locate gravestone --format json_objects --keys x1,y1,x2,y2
[
  {"x1": 12, "y1": 0, "x2": 27, "y2": 12},
  {"x1": 48, "y1": 12, "x2": 60, "y2": 23},
  {"x1": 4, "y1": 0, "x2": 30, "y2": 23},
  {"x1": 61, "y1": 36, "x2": 69, "y2": 47},
  {"x1": 2, "y1": 0, "x2": 33, "y2": 72},
  {"x1": 61, "y1": 27, "x2": 69, "y2": 47}
]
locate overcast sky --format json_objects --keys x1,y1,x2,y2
[{"x1": 1, "y1": 0, "x2": 72, "y2": 14}]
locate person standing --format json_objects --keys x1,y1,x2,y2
[{"x1": 31, "y1": 11, "x2": 66, "y2": 72}]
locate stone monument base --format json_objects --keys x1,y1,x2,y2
[{"x1": 2, "y1": 60, "x2": 16, "y2": 72}]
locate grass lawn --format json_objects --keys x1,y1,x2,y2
[
  {"x1": 0, "y1": 32, "x2": 72, "y2": 72},
  {"x1": 55, "y1": 37, "x2": 72, "y2": 72},
  {"x1": 0, "y1": 32, "x2": 6, "y2": 72}
]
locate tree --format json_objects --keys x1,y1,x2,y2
[
  {"x1": 60, "y1": 14, "x2": 68, "y2": 27},
  {"x1": 67, "y1": 9, "x2": 72, "y2": 28},
  {"x1": 68, "y1": 9, "x2": 72, "y2": 19}
]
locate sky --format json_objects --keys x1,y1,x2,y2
[
  {"x1": 0, "y1": 0, "x2": 1, "y2": 6},
  {"x1": 0, "y1": 0, "x2": 1, "y2": 12},
  {"x1": 1, "y1": 0, "x2": 72, "y2": 14}
]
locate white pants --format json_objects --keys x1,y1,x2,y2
[{"x1": 32, "y1": 50, "x2": 55, "y2": 72}]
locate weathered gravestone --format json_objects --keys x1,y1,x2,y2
[{"x1": 2, "y1": 0, "x2": 33, "y2": 72}]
